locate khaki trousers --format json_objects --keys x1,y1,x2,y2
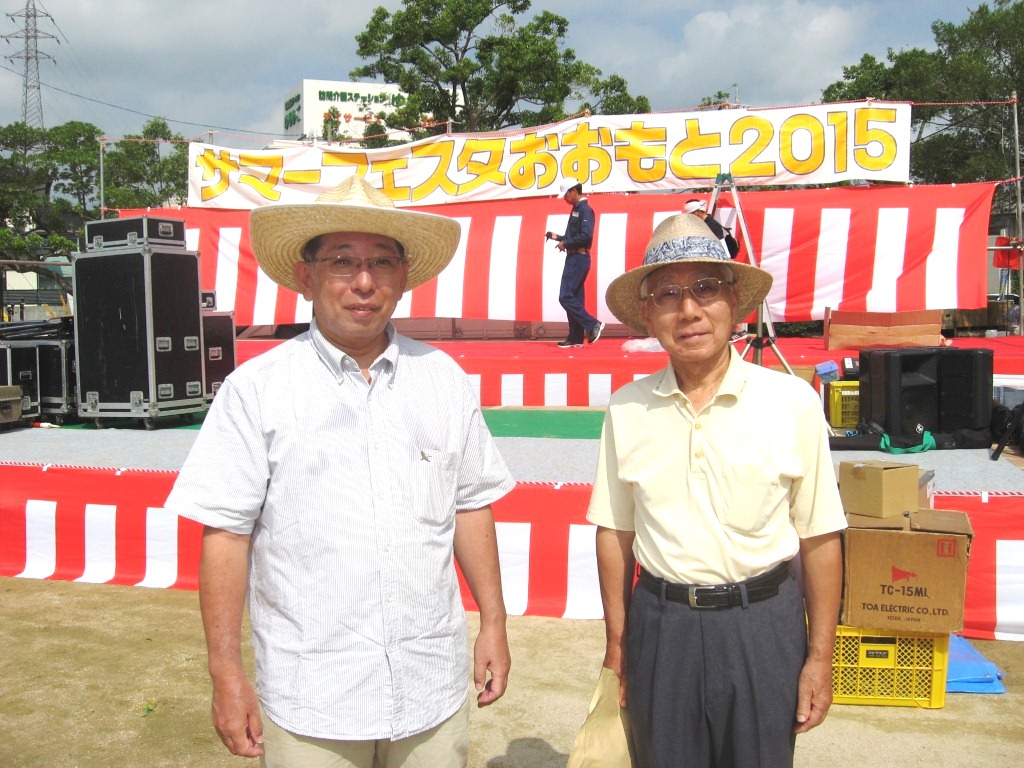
[{"x1": 260, "y1": 696, "x2": 471, "y2": 768}]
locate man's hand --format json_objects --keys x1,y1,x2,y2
[
  {"x1": 473, "y1": 620, "x2": 511, "y2": 707},
  {"x1": 602, "y1": 642, "x2": 628, "y2": 708},
  {"x1": 210, "y1": 673, "x2": 264, "y2": 756},
  {"x1": 793, "y1": 657, "x2": 833, "y2": 733}
]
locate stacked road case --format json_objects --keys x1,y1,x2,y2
[
  {"x1": 201, "y1": 310, "x2": 236, "y2": 401},
  {"x1": 0, "y1": 341, "x2": 40, "y2": 423},
  {"x1": 36, "y1": 338, "x2": 76, "y2": 423},
  {"x1": 73, "y1": 216, "x2": 207, "y2": 429}
]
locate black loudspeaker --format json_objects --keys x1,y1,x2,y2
[
  {"x1": 858, "y1": 347, "x2": 993, "y2": 438},
  {"x1": 939, "y1": 348, "x2": 993, "y2": 431}
]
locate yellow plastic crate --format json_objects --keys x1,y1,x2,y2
[
  {"x1": 832, "y1": 624, "x2": 948, "y2": 708},
  {"x1": 826, "y1": 381, "x2": 860, "y2": 429}
]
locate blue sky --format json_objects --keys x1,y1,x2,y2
[{"x1": 0, "y1": 0, "x2": 978, "y2": 146}]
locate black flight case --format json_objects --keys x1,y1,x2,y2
[
  {"x1": 73, "y1": 237, "x2": 207, "y2": 429},
  {"x1": 84, "y1": 215, "x2": 187, "y2": 251},
  {"x1": 201, "y1": 310, "x2": 236, "y2": 402},
  {"x1": 36, "y1": 338, "x2": 76, "y2": 423},
  {"x1": 0, "y1": 341, "x2": 41, "y2": 422}
]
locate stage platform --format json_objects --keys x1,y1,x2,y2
[{"x1": 237, "y1": 334, "x2": 1024, "y2": 408}]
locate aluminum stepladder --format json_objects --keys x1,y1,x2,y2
[{"x1": 707, "y1": 173, "x2": 795, "y2": 375}]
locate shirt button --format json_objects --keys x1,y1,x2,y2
[
  {"x1": 695, "y1": 451, "x2": 704, "y2": 459},
  {"x1": 694, "y1": 422, "x2": 702, "y2": 430}
]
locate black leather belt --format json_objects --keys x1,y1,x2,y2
[
  {"x1": 638, "y1": 562, "x2": 791, "y2": 609},
  {"x1": 567, "y1": 248, "x2": 589, "y2": 255}
]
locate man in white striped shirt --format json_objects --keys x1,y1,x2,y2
[{"x1": 165, "y1": 176, "x2": 515, "y2": 767}]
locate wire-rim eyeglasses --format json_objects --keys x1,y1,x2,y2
[
  {"x1": 308, "y1": 255, "x2": 405, "y2": 278},
  {"x1": 644, "y1": 278, "x2": 731, "y2": 310}
]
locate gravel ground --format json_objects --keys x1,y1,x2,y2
[{"x1": 2, "y1": 427, "x2": 1022, "y2": 492}]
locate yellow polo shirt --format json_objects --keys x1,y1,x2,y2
[{"x1": 587, "y1": 348, "x2": 846, "y2": 585}]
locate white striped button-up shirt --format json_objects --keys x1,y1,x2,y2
[{"x1": 165, "y1": 320, "x2": 514, "y2": 740}]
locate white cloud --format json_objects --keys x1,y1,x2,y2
[{"x1": 0, "y1": 0, "x2": 974, "y2": 143}]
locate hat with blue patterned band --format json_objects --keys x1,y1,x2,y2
[{"x1": 604, "y1": 213, "x2": 772, "y2": 333}]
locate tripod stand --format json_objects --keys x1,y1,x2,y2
[{"x1": 707, "y1": 173, "x2": 795, "y2": 375}]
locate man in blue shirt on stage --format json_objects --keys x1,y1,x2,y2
[{"x1": 546, "y1": 180, "x2": 605, "y2": 348}]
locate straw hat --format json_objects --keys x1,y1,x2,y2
[
  {"x1": 249, "y1": 175, "x2": 462, "y2": 293},
  {"x1": 605, "y1": 213, "x2": 772, "y2": 334}
]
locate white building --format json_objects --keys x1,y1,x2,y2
[{"x1": 282, "y1": 80, "x2": 409, "y2": 142}]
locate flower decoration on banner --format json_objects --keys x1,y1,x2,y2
[{"x1": 344, "y1": 113, "x2": 352, "y2": 123}]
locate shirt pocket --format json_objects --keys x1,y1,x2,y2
[
  {"x1": 715, "y1": 463, "x2": 789, "y2": 535},
  {"x1": 412, "y1": 446, "x2": 457, "y2": 526}
]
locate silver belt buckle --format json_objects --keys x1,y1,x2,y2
[{"x1": 688, "y1": 585, "x2": 716, "y2": 608}]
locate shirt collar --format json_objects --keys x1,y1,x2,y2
[
  {"x1": 309, "y1": 317, "x2": 399, "y2": 387},
  {"x1": 652, "y1": 346, "x2": 746, "y2": 402}
]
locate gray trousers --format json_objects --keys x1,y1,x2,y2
[{"x1": 626, "y1": 574, "x2": 807, "y2": 768}]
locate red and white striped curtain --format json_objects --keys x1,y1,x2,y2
[{"x1": 124, "y1": 182, "x2": 993, "y2": 326}]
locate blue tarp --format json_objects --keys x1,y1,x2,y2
[{"x1": 946, "y1": 634, "x2": 1006, "y2": 694}]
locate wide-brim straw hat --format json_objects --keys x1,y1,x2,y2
[
  {"x1": 605, "y1": 213, "x2": 773, "y2": 334},
  {"x1": 249, "y1": 175, "x2": 462, "y2": 293}
]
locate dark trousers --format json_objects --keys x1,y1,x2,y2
[
  {"x1": 558, "y1": 252, "x2": 599, "y2": 343},
  {"x1": 626, "y1": 574, "x2": 807, "y2": 768}
]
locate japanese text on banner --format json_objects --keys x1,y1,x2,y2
[{"x1": 188, "y1": 101, "x2": 911, "y2": 209}]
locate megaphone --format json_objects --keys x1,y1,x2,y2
[{"x1": 891, "y1": 566, "x2": 917, "y2": 582}]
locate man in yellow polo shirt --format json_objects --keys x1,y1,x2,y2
[{"x1": 588, "y1": 213, "x2": 846, "y2": 768}]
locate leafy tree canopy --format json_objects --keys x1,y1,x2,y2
[
  {"x1": 821, "y1": 0, "x2": 1024, "y2": 210},
  {"x1": 101, "y1": 117, "x2": 189, "y2": 210},
  {"x1": 350, "y1": 0, "x2": 649, "y2": 135},
  {"x1": 0, "y1": 118, "x2": 180, "y2": 288}
]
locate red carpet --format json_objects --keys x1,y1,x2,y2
[{"x1": 237, "y1": 335, "x2": 1024, "y2": 407}]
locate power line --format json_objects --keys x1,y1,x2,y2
[{"x1": 0, "y1": 61, "x2": 286, "y2": 138}]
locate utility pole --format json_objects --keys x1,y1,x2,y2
[{"x1": 4, "y1": 0, "x2": 57, "y2": 129}]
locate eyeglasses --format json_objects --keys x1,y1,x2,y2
[
  {"x1": 645, "y1": 278, "x2": 730, "y2": 310},
  {"x1": 309, "y1": 255, "x2": 405, "y2": 278}
]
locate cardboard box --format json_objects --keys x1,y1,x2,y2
[
  {"x1": 824, "y1": 308, "x2": 943, "y2": 350},
  {"x1": 842, "y1": 508, "x2": 973, "y2": 633},
  {"x1": 839, "y1": 460, "x2": 919, "y2": 518}
]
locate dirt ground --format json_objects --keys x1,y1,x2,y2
[{"x1": 1, "y1": 576, "x2": 1021, "y2": 768}]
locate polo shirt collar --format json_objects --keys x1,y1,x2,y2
[{"x1": 652, "y1": 346, "x2": 747, "y2": 402}]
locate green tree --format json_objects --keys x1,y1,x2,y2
[
  {"x1": 361, "y1": 121, "x2": 392, "y2": 149},
  {"x1": 47, "y1": 120, "x2": 102, "y2": 220},
  {"x1": 101, "y1": 117, "x2": 189, "y2": 210},
  {"x1": 585, "y1": 75, "x2": 652, "y2": 115},
  {"x1": 821, "y1": 0, "x2": 1024, "y2": 211},
  {"x1": 0, "y1": 121, "x2": 76, "y2": 298},
  {"x1": 698, "y1": 90, "x2": 735, "y2": 110},
  {"x1": 350, "y1": 0, "x2": 648, "y2": 134},
  {"x1": 323, "y1": 105, "x2": 342, "y2": 141},
  {"x1": 0, "y1": 122, "x2": 52, "y2": 232}
]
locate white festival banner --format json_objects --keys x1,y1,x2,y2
[{"x1": 188, "y1": 101, "x2": 912, "y2": 210}]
